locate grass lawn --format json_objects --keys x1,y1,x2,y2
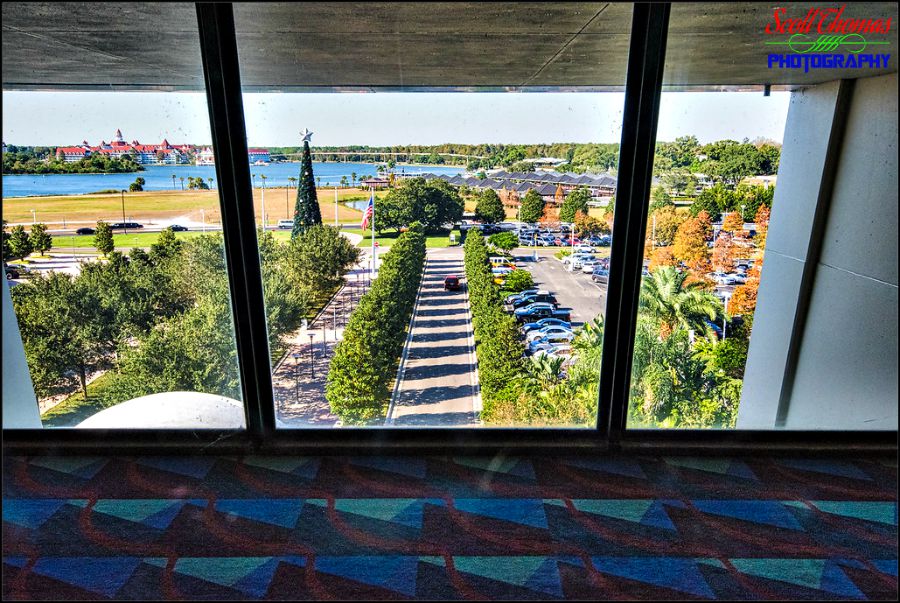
[
  {"x1": 341, "y1": 227, "x2": 460, "y2": 248},
  {"x1": 51, "y1": 230, "x2": 208, "y2": 248},
  {"x1": 4, "y1": 187, "x2": 381, "y2": 226},
  {"x1": 40, "y1": 371, "x2": 118, "y2": 428}
]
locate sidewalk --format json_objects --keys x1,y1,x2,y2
[{"x1": 271, "y1": 248, "x2": 380, "y2": 427}]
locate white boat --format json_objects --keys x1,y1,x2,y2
[{"x1": 252, "y1": 160, "x2": 270, "y2": 166}]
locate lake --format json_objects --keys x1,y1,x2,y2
[{"x1": 2, "y1": 162, "x2": 465, "y2": 198}]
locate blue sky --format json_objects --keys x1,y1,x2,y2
[{"x1": 2, "y1": 90, "x2": 790, "y2": 147}]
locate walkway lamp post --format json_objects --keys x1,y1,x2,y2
[
  {"x1": 292, "y1": 352, "x2": 301, "y2": 403},
  {"x1": 307, "y1": 333, "x2": 315, "y2": 378},
  {"x1": 30, "y1": 209, "x2": 36, "y2": 225}
]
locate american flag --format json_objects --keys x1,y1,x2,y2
[{"x1": 361, "y1": 192, "x2": 374, "y2": 230}]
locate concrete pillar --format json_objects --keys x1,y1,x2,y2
[{"x1": 2, "y1": 276, "x2": 42, "y2": 428}]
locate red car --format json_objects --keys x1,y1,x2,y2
[{"x1": 444, "y1": 275, "x2": 461, "y2": 291}]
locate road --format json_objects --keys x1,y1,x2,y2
[{"x1": 386, "y1": 247, "x2": 480, "y2": 427}]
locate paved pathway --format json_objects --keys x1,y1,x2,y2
[
  {"x1": 272, "y1": 245, "x2": 381, "y2": 427},
  {"x1": 386, "y1": 247, "x2": 480, "y2": 427}
]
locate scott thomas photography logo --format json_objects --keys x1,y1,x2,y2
[{"x1": 765, "y1": 4, "x2": 892, "y2": 73}]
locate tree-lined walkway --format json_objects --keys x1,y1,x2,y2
[
  {"x1": 386, "y1": 247, "x2": 480, "y2": 426},
  {"x1": 272, "y1": 246, "x2": 381, "y2": 426}
]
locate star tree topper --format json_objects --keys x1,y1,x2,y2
[{"x1": 301, "y1": 128, "x2": 314, "y2": 143}]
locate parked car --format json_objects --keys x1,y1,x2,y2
[
  {"x1": 508, "y1": 292, "x2": 557, "y2": 310},
  {"x1": 109, "y1": 222, "x2": 143, "y2": 230},
  {"x1": 581, "y1": 259, "x2": 601, "y2": 273},
  {"x1": 713, "y1": 273, "x2": 742, "y2": 285},
  {"x1": 5, "y1": 265, "x2": 20, "y2": 280},
  {"x1": 277, "y1": 219, "x2": 294, "y2": 230},
  {"x1": 591, "y1": 268, "x2": 610, "y2": 284},
  {"x1": 505, "y1": 289, "x2": 540, "y2": 305},
  {"x1": 444, "y1": 275, "x2": 461, "y2": 291},
  {"x1": 170, "y1": 224, "x2": 188, "y2": 232},
  {"x1": 573, "y1": 244, "x2": 595, "y2": 254},
  {"x1": 526, "y1": 325, "x2": 574, "y2": 343},
  {"x1": 554, "y1": 238, "x2": 571, "y2": 247},
  {"x1": 532, "y1": 344, "x2": 574, "y2": 359},
  {"x1": 514, "y1": 303, "x2": 570, "y2": 323},
  {"x1": 563, "y1": 253, "x2": 593, "y2": 265},
  {"x1": 528, "y1": 332, "x2": 576, "y2": 353},
  {"x1": 522, "y1": 317, "x2": 572, "y2": 333},
  {"x1": 75, "y1": 227, "x2": 95, "y2": 235}
]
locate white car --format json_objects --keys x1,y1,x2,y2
[
  {"x1": 532, "y1": 344, "x2": 575, "y2": 359},
  {"x1": 581, "y1": 259, "x2": 601, "y2": 273},
  {"x1": 573, "y1": 244, "x2": 595, "y2": 253},
  {"x1": 528, "y1": 332, "x2": 576, "y2": 353},
  {"x1": 714, "y1": 273, "x2": 743, "y2": 286},
  {"x1": 277, "y1": 219, "x2": 293, "y2": 229},
  {"x1": 525, "y1": 325, "x2": 574, "y2": 343}
]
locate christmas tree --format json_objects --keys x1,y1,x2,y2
[{"x1": 291, "y1": 128, "x2": 322, "y2": 238}]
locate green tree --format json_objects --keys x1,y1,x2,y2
[
  {"x1": 29, "y1": 223, "x2": 53, "y2": 256},
  {"x1": 488, "y1": 231, "x2": 518, "y2": 252},
  {"x1": 559, "y1": 187, "x2": 591, "y2": 223},
  {"x1": 475, "y1": 188, "x2": 505, "y2": 224},
  {"x1": 640, "y1": 266, "x2": 723, "y2": 339},
  {"x1": 379, "y1": 178, "x2": 463, "y2": 232},
  {"x1": 283, "y1": 225, "x2": 360, "y2": 303},
  {"x1": 93, "y1": 220, "x2": 115, "y2": 256},
  {"x1": 8, "y1": 225, "x2": 33, "y2": 260},
  {"x1": 502, "y1": 269, "x2": 534, "y2": 292},
  {"x1": 129, "y1": 177, "x2": 145, "y2": 192},
  {"x1": 150, "y1": 227, "x2": 183, "y2": 259},
  {"x1": 648, "y1": 185, "x2": 673, "y2": 212},
  {"x1": 519, "y1": 189, "x2": 545, "y2": 223},
  {"x1": 2, "y1": 220, "x2": 11, "y2": 260},
  {"x1": 291, "y1": 138, "x2": 323, "y2": 238}
]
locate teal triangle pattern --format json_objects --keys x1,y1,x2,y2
[
  {"x1": 232, "y1": 557, "x2": 282, "y2": 598},
  {"x1": 214, "y1": 499, "x2": 304, "y2": 529},
  {"x1": 2, "y1": 499, "x2": 68, "y2": 529},
  {"x1": 92, "y1": 499, "x2": 203, "y2": 530},
  {"x1": 136, "y1": 457, "x2": 216, "y2": 480},
  {"x1": 729, "y1": 558, "x2": 865, "y2": 599},
  {"x1": 592, "y1": 556, "x2": 715, "y2": 598},
  {"x1": 776, "y1": 459, "x2": 871, "y2": 481},
  {"x1": 453, "y1": 556, "x2": 562, "y2": 598},
  {"x1": 454, "y1": 499, "x2": 548, "y2": 529},
  {"x1": 563, "y1": 458, "x2": 647, "y2": 479},
  {"x1": 571, "y1": 499, "x2": 677, "y2": 531},
  {"x1": 665, "y1": 457, "x2": 757, "y2": 480},
  {"x1": 29, "y1": 457, "x2": 108, "y2": 480},
  {"x1": 453, "y1": 456, "x2": 535, "y2": 480},
  {"x1": 174, "y1": 557, "x2": 274, "y2": 592},
  {"x1": 334, "y1": 498, "x2": 443, "y2": 529},
  {"x1": 242, "y1": 456, "x2": 320, "y2": 479},
  {"x1": 692, "y1": 500, "x2": 803, "y2": 530},
  {"x1": 315, "y1": 556, "x2": 418, "y2": 597},
  {"x1": 871, "y1": 559, "x2": 898, "y2": 576},
  {"x1": 808, "y1": 501, "x2": 897, "y2": 525},
  {"x1": 350, "y1": 456, "x2": 427, "y2": 480},
  {"x1": 142, "y1": 558, "x2": 168, "y2": 569}
]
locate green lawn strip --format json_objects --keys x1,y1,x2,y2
[
  {"x1": 51, "y1": 230, "x2": 208, "y2": 248},
  {"x1": 341, "y1": 228, "x2": 459, "y2": 248},
  {"x1": 40, "y1": 371, "x2": 119, "y2": 428}
]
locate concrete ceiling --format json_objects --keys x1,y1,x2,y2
[{"x1": 2, "y1": 2, "x2": 897, "y2": 91}]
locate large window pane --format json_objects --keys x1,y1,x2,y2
[
  {"x1": 2, "y1": 3, "x2": 245, "y2": 429},
  {"x1": 233, "y1": 2, "x2": 632, "y2": 428}
]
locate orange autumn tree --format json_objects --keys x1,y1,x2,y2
[
  {"x1": 722, "y1": 211, "x2": 744, "y2": 234},
  {"x1": 539, "y1": 203, "x2": 560, "y2": 230},
  {"x1": 673, "y1": 216, "x2": 711, "y2": 273},
  {"x1": 649, "y1": 246, "x2": 677, "y2": 271},
  {"x1": 711, "y1": 231, "x2": 737, "y2": 272},
  {"x1": 695, "y1": 210, "x2": 713, "y2": 241},
  {"x1": 729, "y1": 204, "x2": 771, "y2": 316}
]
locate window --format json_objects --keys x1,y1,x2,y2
[
  {"x1": 2, "y1": 3, "x2": 245, "y2": 429},
  {"x1": 233, "y1": 2, "x2": 632, "y2": 428}
]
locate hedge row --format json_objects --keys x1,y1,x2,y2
[
  {"x1": 325, "y1": 224, "x2": 427, "y2": 424},
  {"x1": 463, "y1": 230, "x2": 526, "y2": 413}
]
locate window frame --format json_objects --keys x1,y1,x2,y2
[{"x1": 2, "y1": 2, "x2": 895, "y2": 454}]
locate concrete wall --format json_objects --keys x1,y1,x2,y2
[
  {"x1": 784, "y1": 73, "x2": 898, "y2": 430},
  {"x1": 739, "y1": 72, "x2": 898, "y2": 430},
  {"x1": 2, "y1": 277, "x2": 41, "y2": 428}
]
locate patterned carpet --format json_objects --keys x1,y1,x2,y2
[{"x1": 2, "y1": 453, "x2": 897, "y2": 600}]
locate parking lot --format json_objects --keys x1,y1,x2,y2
[{"x1": 509, "y1": 248, "x2": 607, "y2": 327}]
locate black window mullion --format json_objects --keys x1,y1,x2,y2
[
  {"x1": 196, "y1": 3, "x2": 275, "y2": 441},
  {"x1": 598, "y1": 3, "x2": 671, "y2": 445}
]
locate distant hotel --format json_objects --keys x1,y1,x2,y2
[
  {"x1": 196, "y1": 146, "x2": 270, "y2": 166},
  {"x1": 56, "y1": 129, "x2": 270, "y2": 165}
]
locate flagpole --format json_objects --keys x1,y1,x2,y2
[
  {"x1": 370, "y1": 187, "x2": 376, "y2": 281},
  {"x1": 334, "y1": 186, "x2": 338, "y2": 227}
]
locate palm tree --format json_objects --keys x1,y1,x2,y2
[
  {"x1": 351, "y1": 172, "x2": 357, "y2": 188},
  {"x1": 639, "y1": 266, "x2": 722, "y2": 339},
  {"x1": 171, "y1": 174, "x2": 177, "y2": 190},
  {"x1": 340, "y1": 176, "x2": 349, "y2": 188},
  {"x1": 207, "y1": 177, "x2": 214, "y2": 189},
  {"x1": 315, "y1": 176, "x2": 320, "y2": 189},
  {"x1": 179, "y1": 176, "x2": 185, "y2": 191}
]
